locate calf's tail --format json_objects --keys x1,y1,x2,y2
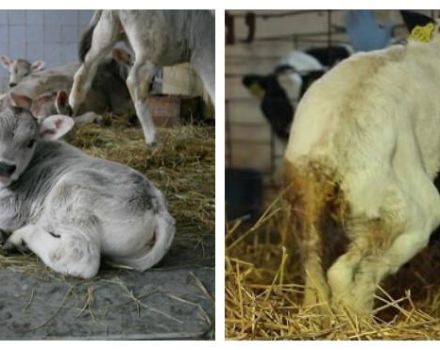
[
  {"x1": 138, "y1": 211, "x2": 176, "y2": 270},
  {"x1": 79, "y1": 10, "x2": 103, "y2": 62},
  {"x1": 116, "y1": 209, "x2": 176, "y2": 271}
]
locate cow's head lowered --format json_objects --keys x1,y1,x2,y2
[
  {"x1": 0, "y1": 56, "x2": 45, "y2": 88},
  {"x1": 0, "y1": 94, "x2": 74, "y2": 187}
]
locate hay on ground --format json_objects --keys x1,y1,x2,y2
[{"x1": 226, "y1": 194, "x2": 440, "y2": 340}]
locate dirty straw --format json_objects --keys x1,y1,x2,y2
[{"x1": 226, "y1": 197, "x2": 440, "y2": 340}]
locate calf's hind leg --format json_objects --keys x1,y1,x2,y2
[
  {"x1": 69, "y1": 12, "x2": 119, "y2": 113},
  {"x1": 328, "y1": 181, "x2": 440, "y2": 317},
  {"x1": 191, "y1": 53, "x2": 215, "y2": 105},
  {"x1": 5, "y1": 224, "x2": 101, "y2": 279},
  {"x1": 126, "y1": 59, "x2": 158, "y2": 145}
]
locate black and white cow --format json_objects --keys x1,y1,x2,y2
[{"x1": 242, "y1": 49, "x2": 346, "y2": 140}]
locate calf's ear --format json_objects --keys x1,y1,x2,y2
[
  {"x1": 0, "y1": 55, "x2": 12, "y2": 69},
  {"x1": 55, "y1": 90, "x2": 69, "y2": 113},
  {"x1": 39, "y1": 115, "x2": 75, "y2": 140},
  {"x1": 31, "y1": 60, "x2": 45, "y2": 72},
  {"x1": 9, "y1": 93, "x2": 33, "y2": 110}
]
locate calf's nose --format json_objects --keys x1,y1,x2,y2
[
  {"x1": 0, "y1": 162, "x2": 16, "y2": 176},
  {"x1": 9, "y1": 83, "x2": 17, "y2": 88}
]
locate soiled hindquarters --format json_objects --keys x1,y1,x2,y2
[{"x1": 284, "y1": 39, "x2": 440, "y2": 316}]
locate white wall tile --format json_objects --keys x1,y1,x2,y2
[
  {"x1": 9, "y1": 25, "x2": 26, "y2": 44},
  {"x1": 26, "y1": 10, "x2": 44, "y2": 25},
  {"x1": 79, "y1": 11, "x2": 93, "y2": 25},
  {"x1": 9, "y1": 40, "x2": 26, "y2": 58},
  {"x1": 44, "y1": 25, "x2": 61, "y2": 43},
  {"x1": 8, "y1": 11, "x2": 26, "y2": 25},
  {"x1": 61, "y1": 25, "x2": 79, "y2": 43},
  {"x1": 26, "y1": 43, "x2": 45, "y2": 61},
  {"x1": 0, "y1": 25, "x2": 8, "y2": 43},
  {"x1": 0, "y1": 12, "x2": 7, "y2": 25},
  {"x1": 61, "y1": 43, "x2": 78, "y2": 62},
  {"x1": 26, "y1": 25, "x2": 44, "y2": 43}
]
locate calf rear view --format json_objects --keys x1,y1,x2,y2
[
  {"x1": 0, "y1": 96, "x2": 175, "y2": 278},
  {"x1": 284, "y1": 28, "x2": 440, "y2": 317}
]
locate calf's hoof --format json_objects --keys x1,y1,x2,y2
[
  {"x1": 3, "y1": 237, "x2": 29, "y2": 254},
  {"x1": 0, "y1": 230, "x2": 9, "y2": 244},
  {"x1": 2, "y1": 240, "x2": 18, "y2": 254},
  {"x1": 145, "y1": 137, "x2": 158, "y2": 148}
]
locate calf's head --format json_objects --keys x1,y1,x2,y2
[
  {"x1": 0, "y1": 55, "x2": 45, "y2": 87},
  {"x1": 0, "y1": 94, "x2": 74, "y2": 187}
]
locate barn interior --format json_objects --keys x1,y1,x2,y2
[
  {"x1": 225, "y1": 10, "x2": 440, "y2": 340},
  {"x1": 0, "y1": 10, "x2": 214, "y2": 340}
]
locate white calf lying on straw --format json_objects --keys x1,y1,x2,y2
[{"x1": 0, "y1": 95, "x2": 174, "y2": 278}]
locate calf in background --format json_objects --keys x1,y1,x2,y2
[
  {"x1": 0, "y1": 49, "x2": 134, "y2": 123},
  {"x1": 0, "y1": 55, "x2": 45, "y2": 87}
]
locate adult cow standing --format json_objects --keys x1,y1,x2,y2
[{"x1": 69, "y1": 10, "x2": 215, "y2": 145}]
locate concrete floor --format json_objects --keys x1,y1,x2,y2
[{"x1": 0, "y1": 232, "x2": 214, "y2": 340}]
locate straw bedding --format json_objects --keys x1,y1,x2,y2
[{"x1": 226, "y1": 192, "x2": 440, "y2": 340}]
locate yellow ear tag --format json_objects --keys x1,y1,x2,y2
[
  {"x1": 248, "y1": 82, "x2": 265, "y2": 100},
  {"x1": 410, "y1": 22, "x2": 435, "y2": 42}
]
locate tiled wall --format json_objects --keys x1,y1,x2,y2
[{"x1": 0, "y1": 10, "x2": 94, "y2": 92}]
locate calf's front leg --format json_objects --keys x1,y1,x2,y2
[{"x1": 5, "y1": 224, "x2": 101, "y2": 278}]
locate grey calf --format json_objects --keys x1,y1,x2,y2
[
  {"x1": 0, "y1": 55, "x2": 45, "y2": 87},
  {"x1": 0, "y1": 101, "x2": 174, "y2": 278},
  {"x1": 1, "y1": 51, "x2": 134, "y2": 122},
  {"x1": 70, "y1": 10, "x2": 215, "y2": 145}
]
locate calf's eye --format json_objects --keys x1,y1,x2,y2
[{"x1": 27, "y1": 139, "x2": 36, "y2": 148}]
